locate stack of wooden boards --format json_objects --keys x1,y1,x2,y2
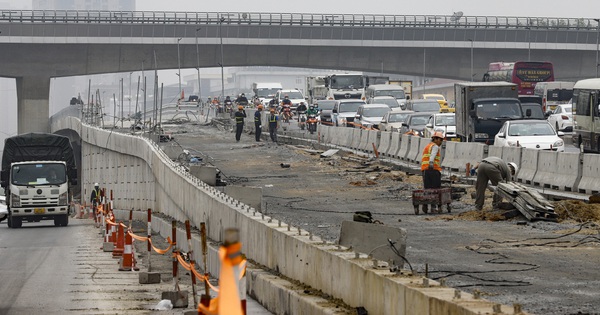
[{"x1": 496, "y1": 182, "x2": 558, "y2": 222}]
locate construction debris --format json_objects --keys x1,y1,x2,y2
[
  {"x1": 496, "y1": 182, "x2": 558, "y2": 222},
  {"x1": 320, "y1": 149, "x2": 339, "y2": 158}
]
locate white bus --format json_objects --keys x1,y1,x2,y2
[
  {"x1": 533, "y1": 81, "x2": 574, "y2": 112},
  {"x1": 571, "y1": 78, "x2": 600, "y2": 152}
]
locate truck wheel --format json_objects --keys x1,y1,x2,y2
[
  {"x1": 9, "y1": 216, "x2": 22, "y2": 228},
  {"x1": 62, "y1": 215, "x2": 69, "y2": 226}
]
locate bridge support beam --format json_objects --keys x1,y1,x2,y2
[{"x1": 16, "y1": 75, "x2": 51, "y2": 133}]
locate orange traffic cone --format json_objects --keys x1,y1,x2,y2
[
  {"x1": 112, "y1": 223, "x2": 124, "y2": 258},
  {"x1": 119, "y1": 231, "x2": 139, "y2": 271}
]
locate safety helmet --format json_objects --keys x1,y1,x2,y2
[
  {"x1": 432, "y1": 131, "x2": 444, "y2": 139},
  {"x1": 284, "y1": 94, "x2": 289, "y2": 98},
  {"x1": 226, "y1": 95, "x2": 231, "y2": 99},
  {"x1": 94, "y1": 182, "x2": 99, "y2": 187},
  {"x1": 238, "y1": 105, "x2": 244, "y2": 110},
  {"x1": 309, "y1": 104, "x2": 314, "y2": 108},
  {"x1": 507, "y1": 162, "x2": 519, "y2": 175},
  {"x1": 257, "y1": 105, "x2": 264, "y2": 110},
  {"x1": 241, "y1": 93, "x2": 245, "y2": 96}
]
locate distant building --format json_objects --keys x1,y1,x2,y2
[{"x1": 32, "y1": 0, "x2": 135, "y2": 10}]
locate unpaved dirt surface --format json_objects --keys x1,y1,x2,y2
[{"x1": 157, "y1": 122, "x2": 600, "y2": 315}]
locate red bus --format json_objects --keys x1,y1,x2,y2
[{"x1": 482, "y1": 61, "x2": 554, "y2": 96}]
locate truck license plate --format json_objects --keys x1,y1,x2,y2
[
  {"x1": 34, "y1": 208, "x2": 45, "y2": 214},
  {"x1": 450, "y1": 138, "x2": 461, "y2": 142}
]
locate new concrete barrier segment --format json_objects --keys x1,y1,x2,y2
[
  {"x1": 53, "y1": 116, "x2": 522, "y2": 315},
  {"x1": 577, "y1": 154, "x2": 600, "y2": 194},
  {"x1": 398, "y1": 134, "x2": 411, "y2": 160},
  {"x1": 387, "y1": 132, "x2": 402, "y2": 158},
  {"x1": 378, "y1": 131, "x2": 392, "y2": 157},
  {"x1": 516, "y1": 149, "x2": 539, "y2": 185}
]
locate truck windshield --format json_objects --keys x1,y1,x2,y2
[
  {"x1": 476, "y1": 101, "x2": 523, "y2": 119},
  {"x1": 257, "y1": 88, "x2": 280, "y2": 98},
  {"x1": 11, "y1": 163, "x2": 67, "y2": 186},
  {"x1": 331, "y1": 76, "x2": 364, "y2": 89}
]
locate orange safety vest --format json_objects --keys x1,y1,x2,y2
[{"x1": 421, "y1": 142, "x2": 442, "y2": 171}]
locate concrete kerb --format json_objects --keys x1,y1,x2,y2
[
  {"x1": 576, "y1": 153, "x2": 600, "y2": 194},
  {"x1": 516, "y1": 149, "x2": 539, "y2": 185}
]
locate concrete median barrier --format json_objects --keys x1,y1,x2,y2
[
  {"x1": 577, "y1": 153, "x2": 600, "y2": 194},
  {"x1": 532, "y1": 150, "x2": 559, "y2": 188},
  {"x1": 358, "y1": 128, "x2": 370, "y2": 151},
  {"x1": 378, "y1": 131, "x2": 392, "y2": 157},
  {"x1": 516, "y1": 149, "x2": 539, "y2": 185},
  {"x1": 350, "y1": 128, "x2": 361, "y2": 150},
  {"x1": 398, "y1": 134, "x2": 411, "y2": 160}
]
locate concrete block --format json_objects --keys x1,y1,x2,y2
[
  {"x1": 224, "y1": 186, "x2": 262, "y2": 211},
  {"x1": 161, "y1": 290, "x2": 189, "y2": 308},
  {"x1": 139, "y1": 271, "x2": 161, "y2": 284},
  {"x1": 577, "y1": 153, "x2": 600, "y2": 194},
  {"x1": 378, "y1": 131, "x2": 392, "y2": 156},
  {"x1": 516, "y1": 149, "x2": 539, "y2": 185},
  {"x1": 338, "y1": 220, "x2": 407, "y2": 266},
  {"x1": 103, "y1": 242, "x2": 114, "y2": 252},
  {"x1": 533, "y1": 150, "x2": 559, "y2": 188},
  {"x1": 190, "y1": 165, "x2": 217, "y2": 186},
  {"x1": 398, "y1": 134, "x2": 411, "y2": 160}
]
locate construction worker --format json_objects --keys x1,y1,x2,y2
[
  {"x1": 254, "y1": 105, "x2": 263, "y2": 142},
  {"x1": 90, "y1": 183, "x2": 103, "y2": 222},
  {"x1": 421, "y1": 131, "x2": 444, "y2": 189},
  {"x1": 234, "y1": 105, "x2": 247, "y2": 142},
  {"x1": 474, "y1": 157, "x2": 518, "y2": 211},
  {"x1": 268, "y1": 108, "x2": 279, "y2": 143}
]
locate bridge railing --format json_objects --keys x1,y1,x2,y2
[{"x1": 0, "y1": 10, "x2": 598, "y2": 31}]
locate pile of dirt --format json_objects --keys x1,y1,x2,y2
[{"x1": 554, "y1": 200, "x2": 600, "y2": 223}]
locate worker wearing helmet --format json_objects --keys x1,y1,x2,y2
[
  {"x1": 421, "y1": 131, "x2": 444, "y2": 192},
  {"x1": 90, "y1": 183, "x2": 103, "y2": 224},
  {"x1": 474, "y1": 157, "x2": 518, "y2": 211},
  {"x1": 234, "y1": 105, "x2": 247, "y2": 142},
  {"x1": 254, "y1": 105, "x2": 264, "y2": 142},
  {"x1": 268, "y1": 108, "x2": 279, "y2": 143},
  {"x1": 306, "y1": 104, "x2": 318, "y2": 116}
]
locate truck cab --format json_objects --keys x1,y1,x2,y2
[{"x1": 469, "y1": 98, "x2": 523, "y2": 143}]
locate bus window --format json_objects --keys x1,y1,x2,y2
[{"x1": 576, "y1": 90, "x2": 591, "y2": 116}]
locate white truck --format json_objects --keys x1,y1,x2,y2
[
  {"x1": 252, "y1": 82, "x2": 283, "y2": 106},
  {"x1": 454, "y1": 82, "x2": 523, "y2": 144},
  {"x1": 306, "y1": 76, "x2": 327, "y2": 104},
  {"x1": 1, "y1": 133, "x2": 78, "y2": 228},
  {"x1": 324, "y1": 73, "x2": 366, "y2": 100}
]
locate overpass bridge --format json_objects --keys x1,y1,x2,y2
[{"x1": 2, "y1": 10, "x2": 599, "y2": 133}]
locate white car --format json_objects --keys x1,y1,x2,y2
[
  {"x1": 423, "y1": 113, "x2": 459, "y2": 141},
  {"x1": 354, "y1": 104, "x2": 391, "y2": 129},
  {"x1": 332, "y1": 100, "x2": 365, "y2": 127},
  {"x1": 546, "y1": 103, "x2": 573, "y2": 132},
  {"x1": 379, "y1": 110, "x2": 414, "y2": 132},
  {"x1": 0, "y1": 195, "x2": 7, "y2": 222},
  {"x1": 494, "y1": 119, "x2": 565, "y2": 152}
]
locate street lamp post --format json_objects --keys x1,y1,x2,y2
[
  {"x1": 594, "y1": 19, "x2": 600, "y2": 77},
  {"x1": 177, "y1": 38, "x2": 182, "y2": 102},
  {"x1": 195, "y1": 27, "x2": 202, "y2": 101},
  {"x1": 525, "y1": 27, "x2": 531, "y2": 61},
  {"x1": 468, "y1": 39, "x2": 474, "y2": 81},
  {"x1": 219, "y1": 16, "x2": 226, "y2": 101}
]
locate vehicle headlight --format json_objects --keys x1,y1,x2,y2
[
  {"x1": 475, "y1": 133, "x2": 489, "y2": 139},
  {"x1": 553, "y1": 140, "x2": 564, "y2": 148},
  {"x1": 506, "y1": 141, "x2": 520, "y2": 147},
  {"x1": 59, "y1": 192, "x2": 68, "y2": 206},
  {"x1": 11, "y1": 193, "x2": 20, "y2": 207}
]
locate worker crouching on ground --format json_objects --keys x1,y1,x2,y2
[
  {"x1": 420, "y1": 131, "x2": 444, "y2": 211},
  {"x1": 234, "y1": 105, "x2": 247, "y2": 142},
  {"x1": 254, "y1": 105, "x2": 263, "y2": 142},
  {"x1": 474, "y1": 157, "x2": 518, "y2": 211},
  {"x1": 268, "y1": 108, "x2": 279, "y2": 143}
]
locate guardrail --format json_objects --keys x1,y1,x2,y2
[{"x1": 0, "y1": 10, "x2": 597, "y2": 31}]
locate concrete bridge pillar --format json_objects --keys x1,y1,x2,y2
[{"x1": 16, "y1": 75, "x2": 50, "y2": 133}]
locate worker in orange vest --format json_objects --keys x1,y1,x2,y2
[{"x1": 421, "y1": 131, "x2": 444, "y2": 189}]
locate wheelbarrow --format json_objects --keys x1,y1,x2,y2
[{"x1": 412, "y1": 188, "x2": 452, "y2": 215}]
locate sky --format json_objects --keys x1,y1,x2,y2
[{"x1": 0, "y1": 0, "x2": 599, "y2": 148}]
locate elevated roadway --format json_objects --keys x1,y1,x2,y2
[{"x1": 1, "y1": 10, "x2": 599, "y2": 133}]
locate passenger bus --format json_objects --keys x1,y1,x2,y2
[
  {"x1": 571, "y1": 78, "x2": 600, "y2": 153},
  {"x1": 533, "y1": 81, "x2": 575, "y2": 112},
  {"x1": 482, "y1": 61, "x2": 554, "y2": 96}
]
